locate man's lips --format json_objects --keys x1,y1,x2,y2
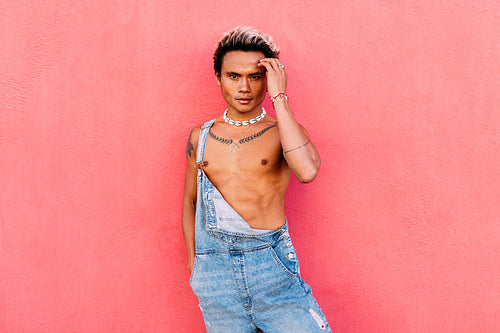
[{"x1": 236, "y1": 98, "x2": 253, "y2": 104}]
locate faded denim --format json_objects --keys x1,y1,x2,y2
[{"x1": 190, "y1": 119, "x2": 332, "y2": 332}]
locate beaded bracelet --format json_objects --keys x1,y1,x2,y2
[{"x1": 271, "y1": 92, "x2": 288, "y2": 103}]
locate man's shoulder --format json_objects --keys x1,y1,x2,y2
[
  {"x1": 190, "y1": 117, "x2": 221, "y2": 132},
  {"x1": 187, "y1": 123, "x2": 201, "y2": 133},
  {"x1": 187, "y1": 117, "x2": 218, "y2": 145},
  {"x1": 200, "y1": 118, "x2": 218, "y2": 129}
]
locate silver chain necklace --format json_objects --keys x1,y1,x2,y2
[
  {"x1": 224, "y1": 121, "x2": 258, "y2": 153},
  {"x1": 223, "y1": 107, "x2": 266, "y2": 126}
]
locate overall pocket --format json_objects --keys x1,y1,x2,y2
[
  {"x1": 189, "y1": 256, "x2": 199, "y2": 286},
  {"x1": 269, "y1": 232, "x2": 300, "y2": 277}
]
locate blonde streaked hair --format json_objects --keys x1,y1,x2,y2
[{"x1": 213, "y1": 26, "x2": 280, "y2": 75}]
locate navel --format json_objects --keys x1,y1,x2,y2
[{"x1": 261, "y1": 159, "x2": 267, "y2": 165}]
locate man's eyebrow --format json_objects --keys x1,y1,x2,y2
[{"x1": 225, "y1": 71, "x2": 265, "y2": 76}]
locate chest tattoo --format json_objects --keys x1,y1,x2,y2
[{"x1": 209, "y1": 125, "x2": 277, "y2": 146}]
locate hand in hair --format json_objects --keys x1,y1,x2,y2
[{"x1": 258, "y1": 58, "x2": 287, "y2": 98}]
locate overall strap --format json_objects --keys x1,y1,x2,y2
[{"x1": 196, "y1": 119, "x2": 216, "y2": 167}]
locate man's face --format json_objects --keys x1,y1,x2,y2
[{"x1": 216, "y1": 51, "x2": 267, "y2": 115}]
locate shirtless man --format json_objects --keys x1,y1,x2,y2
[{"x1": 182, "y1": 27, "x2": 331, "y2": 332}]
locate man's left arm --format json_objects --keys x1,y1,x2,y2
[{"x1": 259, "y1": 58, "x2": 321, "y2": 183}]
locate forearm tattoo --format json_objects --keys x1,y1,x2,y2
[
  {"x1": 283, "y1": 140, "x2": 310, "y2": 154},
  {"x1": 209, "y1": 125, "x2": 277, "y2": 145},
  {"x1": 186, "y1": 130, "x2": 194, "y2": 157}
]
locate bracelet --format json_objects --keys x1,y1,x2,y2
[{"x1": 271, "y1": 92, "x2": 288, "y2": 103}]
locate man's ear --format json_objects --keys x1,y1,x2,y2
[{"x1": 215, "y1": 72, "x2": 221, "y2": 86}]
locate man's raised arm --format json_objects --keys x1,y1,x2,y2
[{"x1": 258, "y1": 58, "x2": 321, "y2": 183}]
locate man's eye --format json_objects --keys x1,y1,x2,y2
[
  {"x1": 251, "y1": 76, "x2": 260, "y2": 80},
  {"x1": 229, "y1": 74, "x2": 238, "y2": 79}
]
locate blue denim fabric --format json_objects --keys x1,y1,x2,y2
[{"x1": 190, "y1": 119, "x2": 332, "y2": 332}]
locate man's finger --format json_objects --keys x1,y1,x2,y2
[{"x1": 258, "y1": 60, "x2": 275, "y2": 72}]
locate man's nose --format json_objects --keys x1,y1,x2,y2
[{"x1": 238, "y1": 78, "x2": 250, "y2": 92}]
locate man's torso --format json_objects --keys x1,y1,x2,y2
[{"x1": 201, "y1": 116, "x2": 290, "y2": 230}]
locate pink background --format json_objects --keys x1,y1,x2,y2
[{"x1": 1, "y1": 1, "x2": 499, "y2": 332}]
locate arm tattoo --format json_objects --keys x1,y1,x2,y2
[
  {"x1": 209, "y1": 125, "x2": 277, "y2": 145},
  {"x1": 283, "y1": 140, "x2": 310, "y2": 154},
  {"x1": 186, "y1": 130, "x2": 194, "y2": 157}
]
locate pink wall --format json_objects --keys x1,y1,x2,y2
[{"x1": 1, "y1": 1, "x2": 499, "y2": 332}]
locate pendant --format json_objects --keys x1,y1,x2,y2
[
  {"x1": 229, "y1": 140, "x2": 240, "y2": 153},
  {"x1": 228, "y1": 142, "x2": 239, "y2": 153}
]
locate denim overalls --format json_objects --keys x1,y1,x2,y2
[{"x1": 189, "y1": 119, "x2": 332, "y2": 332}]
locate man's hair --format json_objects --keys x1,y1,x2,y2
[{"x1": 213, "y1": 26, "x2": 280, "y2": 75}]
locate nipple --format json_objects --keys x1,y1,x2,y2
[{"x1": 261, "y1": 159, "x2": 267, "y2": 165}]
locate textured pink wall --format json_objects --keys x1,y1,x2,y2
[{"x1": 1, "y1": 1, "x2": 499, "y2": 332}]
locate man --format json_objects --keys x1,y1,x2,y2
[{"x1": 182, "y1": 27, "x2": 331, "y2": 332}]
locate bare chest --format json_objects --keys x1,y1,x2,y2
[{"x1": 202, "y1": 123, "x2": 284, "y2": 184}]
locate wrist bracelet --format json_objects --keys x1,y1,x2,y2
[{"x1": 271, "y1": 92, "x2": 288, "y2": 103}]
